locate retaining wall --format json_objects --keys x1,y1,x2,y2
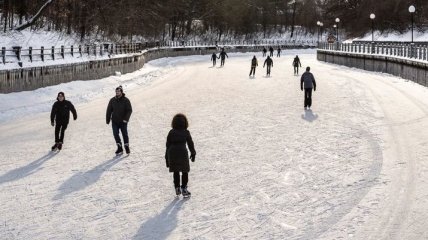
[
  {"x1": 317, "y1": 50, "x2": 428, "y2": 87},
  {"x1": 0, "y1": 45, "x2": 312, "y2": 93}
]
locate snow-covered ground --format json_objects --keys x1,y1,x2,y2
[
  {"x1": 0, "y1": 50, "x2": 428, "y2": 239},
  {"x1": 349, "y1": 29, "x2": 428, "y2": 42}
]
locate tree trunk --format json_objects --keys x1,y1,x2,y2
[{"x1": 290, "y1": 1, "x2": 297, "y2": 38}]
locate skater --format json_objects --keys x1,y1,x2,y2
[
  {"x1": 263, "y1": 56, "x2": 273, "y2": 76},
  {"x1": 106, "y1": 86, "x2": 133, "y2": 154},
  {"x1": 218, "y1": 48, "x2": 228, "y2": 67},
  {"x1": 249, "y1": 55, "x2": 258, "y2": 77},
  {"x1": 211, "y1": 52, "x2": 217, "y2": 66},
  {"x1": 301, "y1": 67, "x2": 317, "y2": 110},
  {"x1": 277, "y1": 47, "x2": 282, "y2": 57},
  {"x1": 269, "y1": 46, "x2": 274, "y2": 57},
  {"x1": 165, "y1": 113, "x2": 196, "y2": 197},
  {"x1": 50, "y1": 92, "x2": 77, "y2": 151},
  {"x1": 262, "y1": 47, "x2": 267, "y2": 57},
  {"x1": 293, "y1": 55, "x2": 302, "y2": 75}
]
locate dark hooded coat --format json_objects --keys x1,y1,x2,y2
[{"x1": 165, "y1": 129, "x2": 196, "y2": 173}]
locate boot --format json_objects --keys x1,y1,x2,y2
[
  {"x1": 57, "y1": 142, "x2": 63, "y2": 150},
  {"x1": 115, "y1": 143, "x2": 123, "y2": 154},
  {"x1": 124, "y1": 143, "x2": 130, "y2": 154},
  {"x1": 181, "y1": 186, "x2": 191, "y2": 197},
  {"x1": 175, "y1": 187, "x2": 181, "y2": 196},
  {"x1": 51, "y1": 143, "x2": 58, "y2": 151}
]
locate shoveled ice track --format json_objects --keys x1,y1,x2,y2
[{"x1": 0, "y1": 50, "x2": 427, "y2": 239}]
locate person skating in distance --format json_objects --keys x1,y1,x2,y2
[
  {"x1": 218, "y1": 48, "x2": 228, "y2": 67},
  {"x1": 249, "y1": 55, "x2": 258, "y2": 77},
  {"x1": 301, "y1": 67, "x2": 317, "y2": 110},
  {"x1": 263, "y1": 56, "x2": 274, "y2": 77},
  {"x1": 293, "y1": 55, "x2": 302, "y2": 75},
  {"x1": 211, "y1": 52, "x2": 217, "y2": 67}
]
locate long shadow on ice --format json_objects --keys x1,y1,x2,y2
[
  {"x1": 0, "y1": 151, "x2": 57, "y2": 185},
  {"x1": 301, "y1": 109, "x2": 318, "y2": 122},
  {"x1": 53, "y1": 155, "x2": 125, "y2": 200},
  {"x1": 133, "y1": 198, "x2": 188, "y2": 240}
]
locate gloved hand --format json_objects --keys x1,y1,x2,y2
[
  {"x1": 301, "y1": 88, "x2": 303, "y2": 91},
  {"x1": 314, "y1": 87, "x2": 316, "y2": 91},
  {"x1": 106, "y1": 120, "x2": 110, "y2": 125},
  {"x1": 51, "y1": 122, "x2": 54, "y2": 126},
  {"x1": 190, "y1": 154, "x2": 196, "y2": 162},
  {"x1": 74, "y1": 116, "x2": 77, "y2": 120}
]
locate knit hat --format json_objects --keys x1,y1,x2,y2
[{"x1": 115, "y1": 85, "x2": 123, "y2": 93}]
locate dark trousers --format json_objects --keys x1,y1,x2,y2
[
  {"x1": 262, "y1": 52, "x2": 266, "y2": 57},
  {"x1": 112, "y1": 121, "x2": 129, "y2": 145},
  {"x1": 294, "y1": 66, "x2": 299, "y2": 75},
  {"x1": 304, "y1": 88, "x2": 313, "y2": 108},
  {"x1": 277, "y1": 52, "x2": 281, "y2": 57},
  {"x1": 220, "y1": 58, "x2": 225, "y2": 66},
  {"x1": 266, "y1": 65, "x2": 272, "y2": 75},
  {"x1": 212, "y1": 59, "x2": 216, "y2": 66},
  {"x1": 173, "y1": 172, "x2": 188, "y2": 188},
  {"x1": 55, "y1": 123, "x2": 68, "y2": 143},
  {"x1": 249, "y1": 66, "x2": 256, "y2": 76},
  {"x1": 269, "y1": 52, "x2": 273, "y2": 57}
]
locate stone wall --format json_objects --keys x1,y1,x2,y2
[
  {"x1": 317, "y1": 50, "x2": 428, "y2": 87},
  {"x1": 0, "y1": 45, "x2": 312, "y2": 93}
]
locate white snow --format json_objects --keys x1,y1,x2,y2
[
  {"x1": 347, "y1": 29, "x2": 428, "y2": 42},
  {"x1": 1, "y1": 50, "x2": 428, "y2": 239}
]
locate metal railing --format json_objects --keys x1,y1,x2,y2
[
  {"x1": 1, "y1": 39, "x2": 316, "y2": 65},
  {"x1": 318, "y1": 42, "x2": 428, "y2": 61}
]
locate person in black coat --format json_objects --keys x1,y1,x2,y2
[
  {"x1": 293, "y1": 55, "x2": 302, "y2": 75},
  {"x1": 269, "y1": 46, "x2": 274, "y2": 57},
  {"x1": 50, "y1": 92, "x2": 77, "y2": 151},
  {"x1": 263, "y1": 56, "x2": 273, "y2": 76},
  {"x1": 218, "y1": 48, "x2": 228, "y2": 67},
  {"x1": 211, "y1": 52, "x2": 217, "y2": 66},
  {"x1": 262, "y1": 47, "x2": 267, "y2": 57},
  {"x1": 249, "y1": 55, "x2": 258, "y2": 77},
  {"x1": 106, "y1": 86, "x2": 133, "y2": 154},
  {"x1": 165, "y1": 113, "x2": 196, "y2": 197},
  {"x1": 277, "y1": 47, "x2": 282, "y2": 57}
]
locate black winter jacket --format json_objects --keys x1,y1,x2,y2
[
  {"x1": 106, "y1": 94, "x2": 132, "y2": 124},
  {"x1": 264, "y1": 58, "x2": 273, "y2": 67},
  {"x1": 165, "y1": 129, "x2": 196, "y2": 173},
  {"x1": 50, "y1": 100, "x2": 77, "y2": 124}
]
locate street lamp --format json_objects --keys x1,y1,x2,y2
[
  {"x1": 409, "y1": 5, "x2": 415, "y2": 43},
  {"x1": 335, "y1": 18, "x2": 340, "y2": 42},
  {"x1": 370, "y1": 13, "x2": 375, "y2": 42}
]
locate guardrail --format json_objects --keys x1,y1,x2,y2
[
  {"x1": 318, "y1": 42, "x2": 428, "y2": 62},
  {"x1": 317, "y1": 43, "x2": 428, "y2": 87},
  {"x1": 1, "y1": 40, "x2": 316, "y2": 65}
]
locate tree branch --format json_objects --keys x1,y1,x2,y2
[{"x1": 13, "y1": 0, "x2": 55, "y2": 31}]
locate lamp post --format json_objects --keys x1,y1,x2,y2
[
  {"x1": 317, "y1": 21, "x2": 321, "y2": 45},
  {"x1": 370, "y1": 13, "x2": 375, "y2": 42},
  {"x1": 320, "y1": 22, "x2": 323, "y2": 43},
  {"x1": 409, "y1": 5, "x2": 415, "y2": 43},
  {"x1": 335, "y1": 18, "x2": 340, "y2": 42}
]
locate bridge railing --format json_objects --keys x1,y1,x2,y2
[
  {"x1": 1, "y1": 40, "x2": 316, "y2": 65},
  {"x1": 318, "y1": 42, "x2": 428, "y2": 62}
]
